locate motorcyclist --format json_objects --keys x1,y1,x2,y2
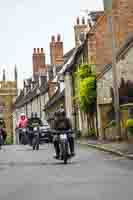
[
  {"x1": 16, "y1": 113, "x2": 28, "y2": 144},
  {"x1": 53, "y1": 108, "x2": 75, "y2": 159},
  {"x1": 27, "y1": 112, "x2": 42, "y2": 145},
  {"x1": 17, "y1": 113, "x2": 28, "y2": 128},
  {"x1": 0, "y1": 117, "x2": 7, "y2": 143}
]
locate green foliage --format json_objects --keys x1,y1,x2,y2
[
  {"x1": 75, "y1": 63, "x2": 96, "y2": 114},
  {"x1": 76, "y1": 64, "x2": 95, "y2": 79},
  {"x1": 5, "y1": 135, "x2": 13, "y2": 145},
  {"x1": 75, "y1": 130, "x2": 81, "y2": 138},
  {"x1": 126, "y1": 119, "x2": 133, "y2": 135},
  {"x1": 107, "y1": 120, "x2": 116, "y2": 128},
  {"x1": 88, "y1": 128, "x2": 96, "y2": 137},
  {"x1": 126, "y1": 119, "x2": 133, "y2": 128}
]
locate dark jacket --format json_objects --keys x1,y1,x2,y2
[
  {"x1": 28, "y1": 117, "x2": 42, "y2": 129},
  {"x1": 53, "y1": 118, "x2": 72, "y2": 131}
]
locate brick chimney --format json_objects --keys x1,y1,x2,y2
[
  {"x1": 32, "y1": 48, "x2": 46, "y2": 76},
  {"x1": 74, "y1": 17, "x2": 88, "y2": 46},
  {"x1": 50, "y1": 34, "x2": 64, "y2": 65}
]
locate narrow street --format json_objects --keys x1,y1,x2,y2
[{"x1": 0, "y1": 144, "x2": 133, "y2": 200}]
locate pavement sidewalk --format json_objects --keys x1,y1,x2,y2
[{"x1": 77, "y1": 138, "x2": 133, "y2": 160}]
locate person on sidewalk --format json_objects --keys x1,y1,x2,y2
[
  {"x1": 0, "y1": 117, "x2": 7, "y2": 143},
  {"x1": 53, "y1": 109, "x2": 75, "y2": 159}
]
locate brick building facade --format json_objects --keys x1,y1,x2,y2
[{"x1": 95, "y1": 0, "x2": 133, "y2": 75}]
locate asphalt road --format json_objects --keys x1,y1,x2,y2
[{"x1": 0, "y1": 144, "x2": 133, "y2": 200}]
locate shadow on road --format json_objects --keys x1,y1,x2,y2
[{"x1": 0, "y1": 160, "x2": 78, "y2": 168}]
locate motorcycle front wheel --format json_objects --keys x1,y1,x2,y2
[
  {"x1": 32, "y1": 136, "x2": 39, "y2": 151},
  {"x1": 61, "y1": 141, "x2": 68, "y2": 164}
]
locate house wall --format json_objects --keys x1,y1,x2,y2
[
  {"x1": 64, "y1": 72, "x2": 74, "y2": 128},
  {"x1": 95, "y1": 0, "x2": 133, "y2": 75},
  {"x1": 97, "y1": 67, "x2": 113, "y2": 105},
  {"x1": 27, "y1": 102, "x2": 32, "y2": 118},
  {"x1": 117, "y1": 46, "x2": 133, "y2": 84},
  {"x1": 97, "y1": 44, "x2": 133, "y2": 139}
]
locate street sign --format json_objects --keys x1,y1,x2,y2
[{"x1": 103, "y1": 0, "x2": 112, "y2": 14}]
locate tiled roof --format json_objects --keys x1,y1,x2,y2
[
  {"x1": 44, "y1": 89, "x2": 64, "y2": 111},
  {"x1": 63, "y1": 44, "x2": 84, "y2": 73},
  {"x1": 14, "y1": 81, "x2": 48, "y2": 109},
  {"x1": 14, "y1": 48, "x2": 74, "y2": 110},
  {"x1": 63, "y1": 48, "x2": 75, "y2": 64}
]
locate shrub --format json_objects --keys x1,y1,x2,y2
[
  {"x1": 88, "y1": 128, "x2": 96, "y2": 137},
  {"x1": 105, "y1": 120, "x2": 116, "y2": 129},
  {"x1": 126, "y1": 119, "x2": 133, "y2": 135},
  {"x1": 75, "y1": 63, "x2": 96, "y2": 114},
  {"x1": 75, "y1": 130, "x2": 81, "y2": 138},
  {"x1": 5, "y1": 135, "x2": 13, "y2": 145},
  {"x1": 108, "y1": 120, "x2": 116, "y2": 128}
]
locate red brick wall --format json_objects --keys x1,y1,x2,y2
[
  {"x1": 95, "y1": 0, "x2": 133, "y2": 75},
  {"x1": 32, "y1": 48, "x2": 46, "y2": 75},
  {"x1": 95, "y1": 15, "x2": 112, "y2": 74},
  {"x1": 50, "y1": 35, "x2": 64, "y2": 65}
]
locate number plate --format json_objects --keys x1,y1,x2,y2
[{"x1": 60, "y1": 134, "x2": 67, "y2": 139}]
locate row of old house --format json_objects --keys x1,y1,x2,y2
[{"x1": 13, "y1": 1, "x2": 133, "y2": 142}]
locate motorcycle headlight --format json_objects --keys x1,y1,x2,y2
[{"x1": 33, "y1": 127, "x2": 38, "y2": 131}]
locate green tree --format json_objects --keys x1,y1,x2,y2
[{"x1": 75, "y1": 63, "x2": 96, "y2": 131}]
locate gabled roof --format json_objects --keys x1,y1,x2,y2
[
  {"x1": 44, "y1": 89, "x2": 64, "y2": 111},
  {"x1": 14, "y1": 47, "x2": 75, "y2": 109},
  {"x1": 14, "y1": 80, "x2": 49, "y2": 109},
  {"x1": 58, "y1": 44, "x2": 84, "y2": 74},
  {"x1": 63, "y1": 48, "x2": 76, "y2": 64}
]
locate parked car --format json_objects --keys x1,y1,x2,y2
[{"x1": 39, "y1": 121, "x2": 53, "y2": 143}]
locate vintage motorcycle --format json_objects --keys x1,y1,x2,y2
[
  {"x1": 52, "y1": 130, "x2": 73, "y2": 164},
  {"x1": 19, "y1": 128, "x2": 28, "y2": 145},
  {"x1": 32, "y1": 126, "x2": 40, "y2": 151}
]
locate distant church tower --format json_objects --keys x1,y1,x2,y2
[
  {"x1": 14, "y1": 65, "x2": 18, "y2": 95},
  {"x1": 0, "y1": 65, "x2": 17, "y2": 144},
  {"x1": 2, "y1": 69, "x2": 6, "y2": 81}
]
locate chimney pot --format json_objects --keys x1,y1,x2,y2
[
  {"x1": 77, "y1": 17, "x2": 80, "y2": 25},
  {"x1": 57, "y1": 34, "x2": 61, "y2": 42},
  {"x1": 51, "y1": 35, "x2": 55, "y2": 42},
  {"x1": 33, "y1": 48, "x2": 36, "y2": 54},
  {"x1": 41, "y1": 48, "x2": 44, "y2": 54},
  {"x1": 37, "y1": 48, "x2": 40, "y2": 54},
  {"x1": 82, "y1": 17, "x2": 85, "y2": 24}
]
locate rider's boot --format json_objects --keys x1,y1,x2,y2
[{"x1": 69, "y1": 137, "x2": 75, "y2": 157}]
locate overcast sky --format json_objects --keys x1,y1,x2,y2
[{"x1": 0, "y1": 0, "x2": 103, "y2": 87}]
